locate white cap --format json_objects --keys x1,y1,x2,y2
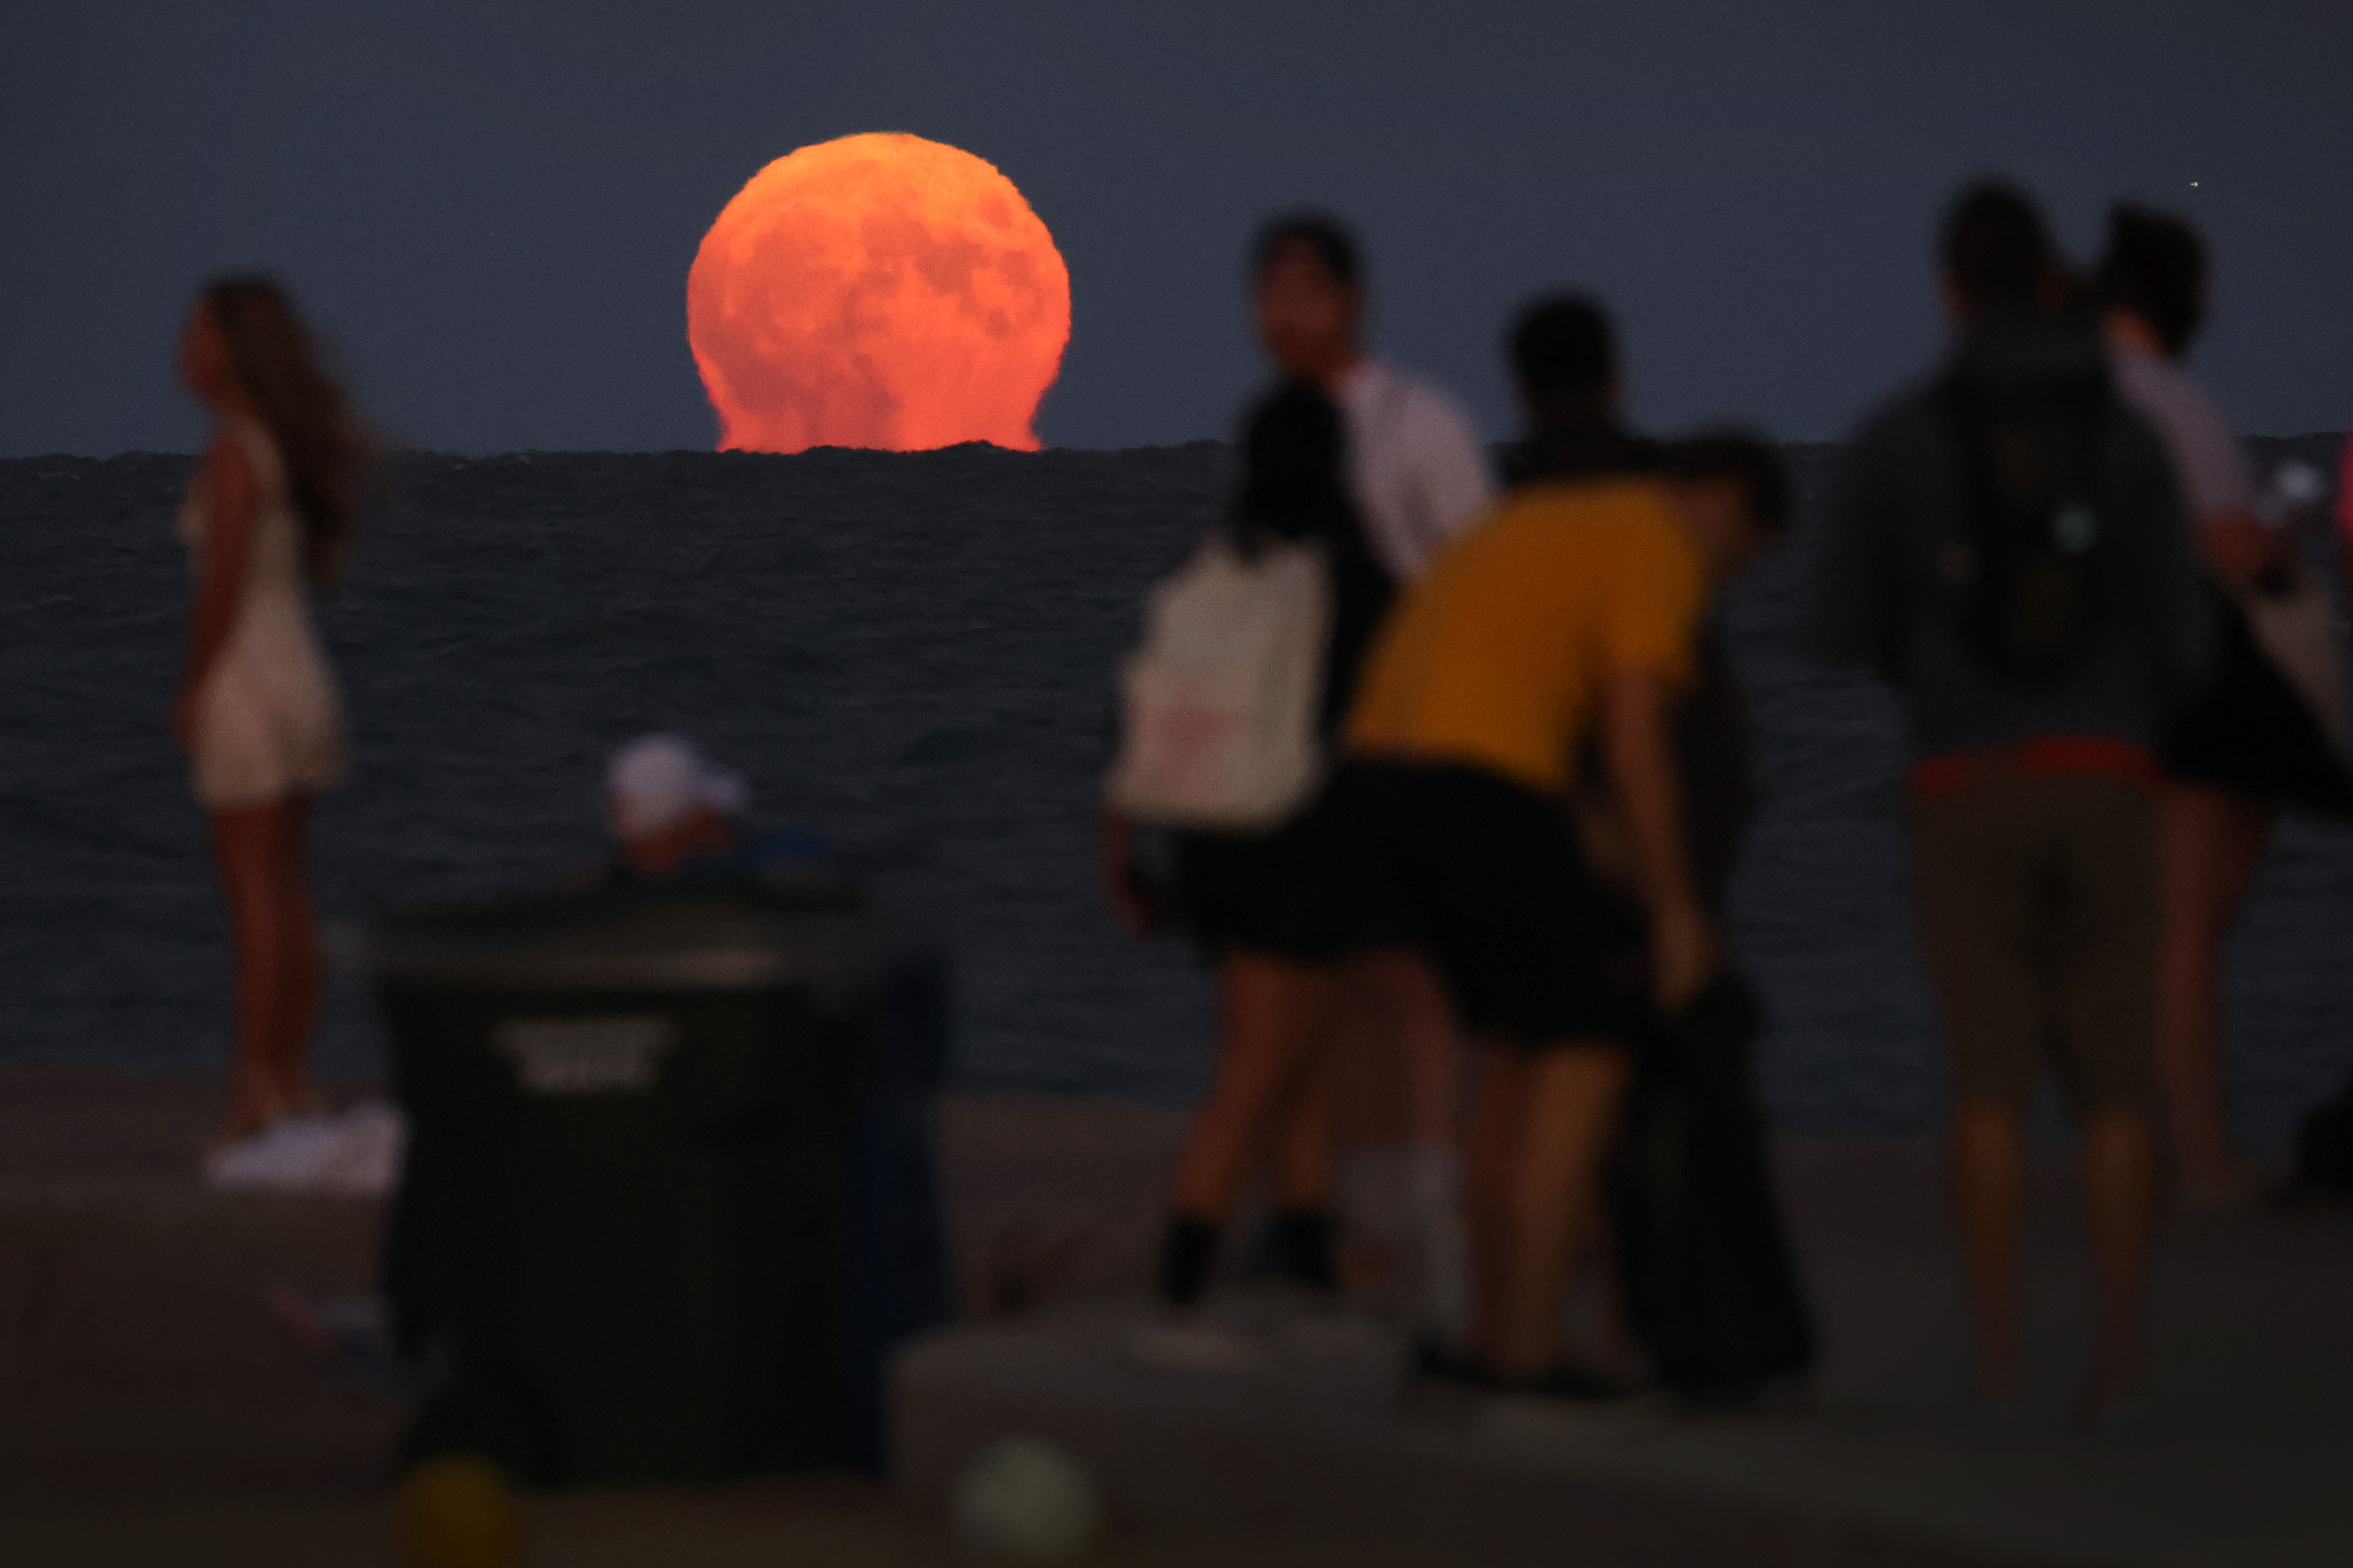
[{"x1": 607, "y1": 734, "x2": 747, "y2": 839}]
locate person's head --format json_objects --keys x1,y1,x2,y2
[
  {"x1": 2096, "y1": 205, "x2": 2207, "y2": 359},
  {"x1": 1660, "y1": 428, "x2": 1791, "y2": 584},
  {"x1": 183, "y1": 275, "x2": 375, "y2": 590},
  {"x1": 1938, "y1": 181, "x2": 2064, "y2": 323},
  {"x1": 1234, "y1": 378, "x2": 1354, "y2": 542},
  {"x1": 1250, "y1": 213, "x2": 1363, "y2": 383},
  {"x1": 608, "y1": 734, "x2": 747, "y2": 879},
  {"x1": 1509, "y1": 293, "x2": 1619, "y2": 424}
]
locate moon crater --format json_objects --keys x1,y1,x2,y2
[{"x1": 688, "y1": 133, "x2": 1071, "y2": 454}]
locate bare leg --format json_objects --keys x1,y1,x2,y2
[
  {"x1": 208, "y1": 804, "x2": 294, "y2": 1145},
  {"x1": 2078, "y1": 1109, "x2": 2159, "y2": 1419},
  {"x1": 1331, "y1": 948, "x2": 1463, "y2": 1146},
  {"x1": 1399, "y1": 965, "x2": 1473, "y2": 1343},
  {"x1": 268, "y1": 795, "x2": 328, "y2": 1116},
  {"x1": 1463, "y1": 1049, "x2": 1525, "y2": 1360},
  {"x1": 1949, "y1": 1098, "x2": 2028, "y2": 1406},
  {"x1": 1268, "y1": 1048, "x2": 1334, "y2": 1212},
  {"x1": 1482, "y1": 1044, "x2": 1632, "y2": 1380},
  {"x1": 1332, "y1": 949, "x2": 1470, "y2": 1335},
  {"x1": 2155, "y1": 784, "x2": 2271, "y2": 1202},
  {"x1": 1171, "y1": 952, "x2": 1336, "y2": 1221}
]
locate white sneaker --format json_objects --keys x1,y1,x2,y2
[{"x1": 202, "y1": 1102, "x2": 407, "y2": 1197}]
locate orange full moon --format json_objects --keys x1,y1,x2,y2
[{"x1": 686, "y1": 133, "x2": 1071, "y2": 453}]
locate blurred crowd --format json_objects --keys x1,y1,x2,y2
[
  {"x1": 1096, "y1": 182, "x2": 2352, "y2": 1426},
  {"x1": 164, "y1": 177, "x2": 2353, "y2": 1431}
]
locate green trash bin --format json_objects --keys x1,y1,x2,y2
[{"x1": 373, "y1": 872, "x2": 910, "y2": 1485}]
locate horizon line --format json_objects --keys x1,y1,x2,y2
[{"x1": 2, "y1": 430, "x2": 2344, "y2": 464}]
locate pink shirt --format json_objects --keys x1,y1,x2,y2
[{"x1": 2339, "y1": 430, "x2": 2353, "y2": 543}]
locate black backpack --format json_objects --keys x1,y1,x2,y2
[
  {"x1": 1943, "y1": 366, "x2": 2116, "y2": 683},
  {"x1": 1609, "y1": 974, "x2": 1816, "y2": 1401}
]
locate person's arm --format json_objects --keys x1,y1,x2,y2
[
  {"x1": 2337, "y1": 431, "x2": 2353, "y2": 611},
  {"x1": 2198, "y1": 509, "x2": 2280, "y2": 588},
  {"x1": 170, "y1": 435, "x2": 256, "y2": 748},
  {"x1": 2148, "y1": 374, "x2": 2281, "y2": 589},
  {"x1": 1096, "y1": 807, "x2": 1154, "y2": 939},
  {"x1": 1600, "y1": 668, "x2": 1716, "y2": 1013},
  {"x1": 1594, "y1": 514, "x2": 1719, "y2": 1013}
]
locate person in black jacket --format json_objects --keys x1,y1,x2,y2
[{"x1": 1813, "y1": 182, "x2": 2210, "y2": 1425}]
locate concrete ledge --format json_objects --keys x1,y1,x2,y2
[
  {"x1": 894, "y1": 1278, "x2": 2353, "y2": 1567},
  {"x1": 5, "y1": 1072, "x2": 2349, "y2": 1564},
  {"x1": 906, "y1": 1107, "x2": 2353, "y2": 1568},
  {"x1": 896, "y1": 1300, "x2": 2036, "y2": 1568}
]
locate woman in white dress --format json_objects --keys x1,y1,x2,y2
[{"x1": 171, "y1": 277, "x2": 371, "y2": 1146}]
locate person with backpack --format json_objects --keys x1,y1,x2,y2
[
  {"x1": 1330, "y1": 292, "x2": 1791, "y2": 1391},
  {"x1": 1102, "y1": 381, "x2": 1407, "y2": 1324},
  {"x1": 1814, "y1": 182, "x2": 2212, "y2": 1426},
  {"x1": 1250, "y1": 213, "x2": 1497, "y2": 584},
  {"x1": 1099, "y1": 217, "x2": 1492, "y2": 1325},
  {"x1": 2098, "y1": 206, "x2": 2353, "y2": 1211}
]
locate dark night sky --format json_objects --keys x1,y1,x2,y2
[{"x1": 4, "y1": 2, "x2": 2347, "y2": 457}]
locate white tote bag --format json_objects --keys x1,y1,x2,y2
[{"x1": 1103, "y1": 530, "x2": 1331, "y2": 831}]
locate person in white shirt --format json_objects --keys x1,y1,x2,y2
[
  {"x1": 1265, "y1": 218, "x2": 1495, "y2": 1337},
  {"x1": 1246, "y1": 218, "x2": 1494, "y2": 574},
  {"x1": 1101, "y1": 215, "x2": 1493, "y2": 1330},
  {"x1": 1333, "y1": 356, "x2": 1497, "y2": 581},
  {"x1": 2101, "y1": 205, "x2": 2342, "y2": 1209}
]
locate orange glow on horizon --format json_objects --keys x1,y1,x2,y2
[{"x1": 686, "y1": 134, "x2": 1071, "y2": 453}]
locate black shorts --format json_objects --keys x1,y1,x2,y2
[
  {"x1": 2164, "y1": 584, "x2": 2353, "y2": 814},
  {"x1": 1179, "y1": 783, "x2": 1372, "y2": 963},
  {"x1": 1332, "y1": 761, "x2": 1650, "y2": 1049}
]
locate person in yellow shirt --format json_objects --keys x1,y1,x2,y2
[{"x1": 1338, "y1": 318, "x2": 1789, "y2": 1388}]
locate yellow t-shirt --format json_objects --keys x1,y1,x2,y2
[{"x1": 1343, "y1": 478, "x2": 1705, "y2": 795}]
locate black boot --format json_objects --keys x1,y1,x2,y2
[
  {"x1": 1269, "y1": 1207, "x2": 1338, "y2": 1294},
  {"x1": 1158, "y1": 1215, "x2": 1219, "y2": 1307}
]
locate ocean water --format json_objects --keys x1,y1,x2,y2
[{"x1": 3, "y1": 437, "x2": 2348, "y2": 1145}]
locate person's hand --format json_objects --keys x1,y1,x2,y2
[
  {"x1": 1650, "y1": 897, "x2": 1720, "y2": 1017},
  {"x1": 2201, "y1": 514, "x2": 2285, "y2": 590},
  {"x1": 1096, "y1": 809, "x2": 1154, "y2": 939}
]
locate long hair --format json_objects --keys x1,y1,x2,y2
[
  {"x1": 2096, "y1": 205, "x2": 2207, "y2": 358},
  {"x1": 1231, "y1": 378, "x2": 1392, "y2": 731},
  {"x1": 1232, "y1": 377, "x2": 1356, "y2": 549},
  {"x1": 201, "y1": 276, "x2": 374, "y2": 590}
]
